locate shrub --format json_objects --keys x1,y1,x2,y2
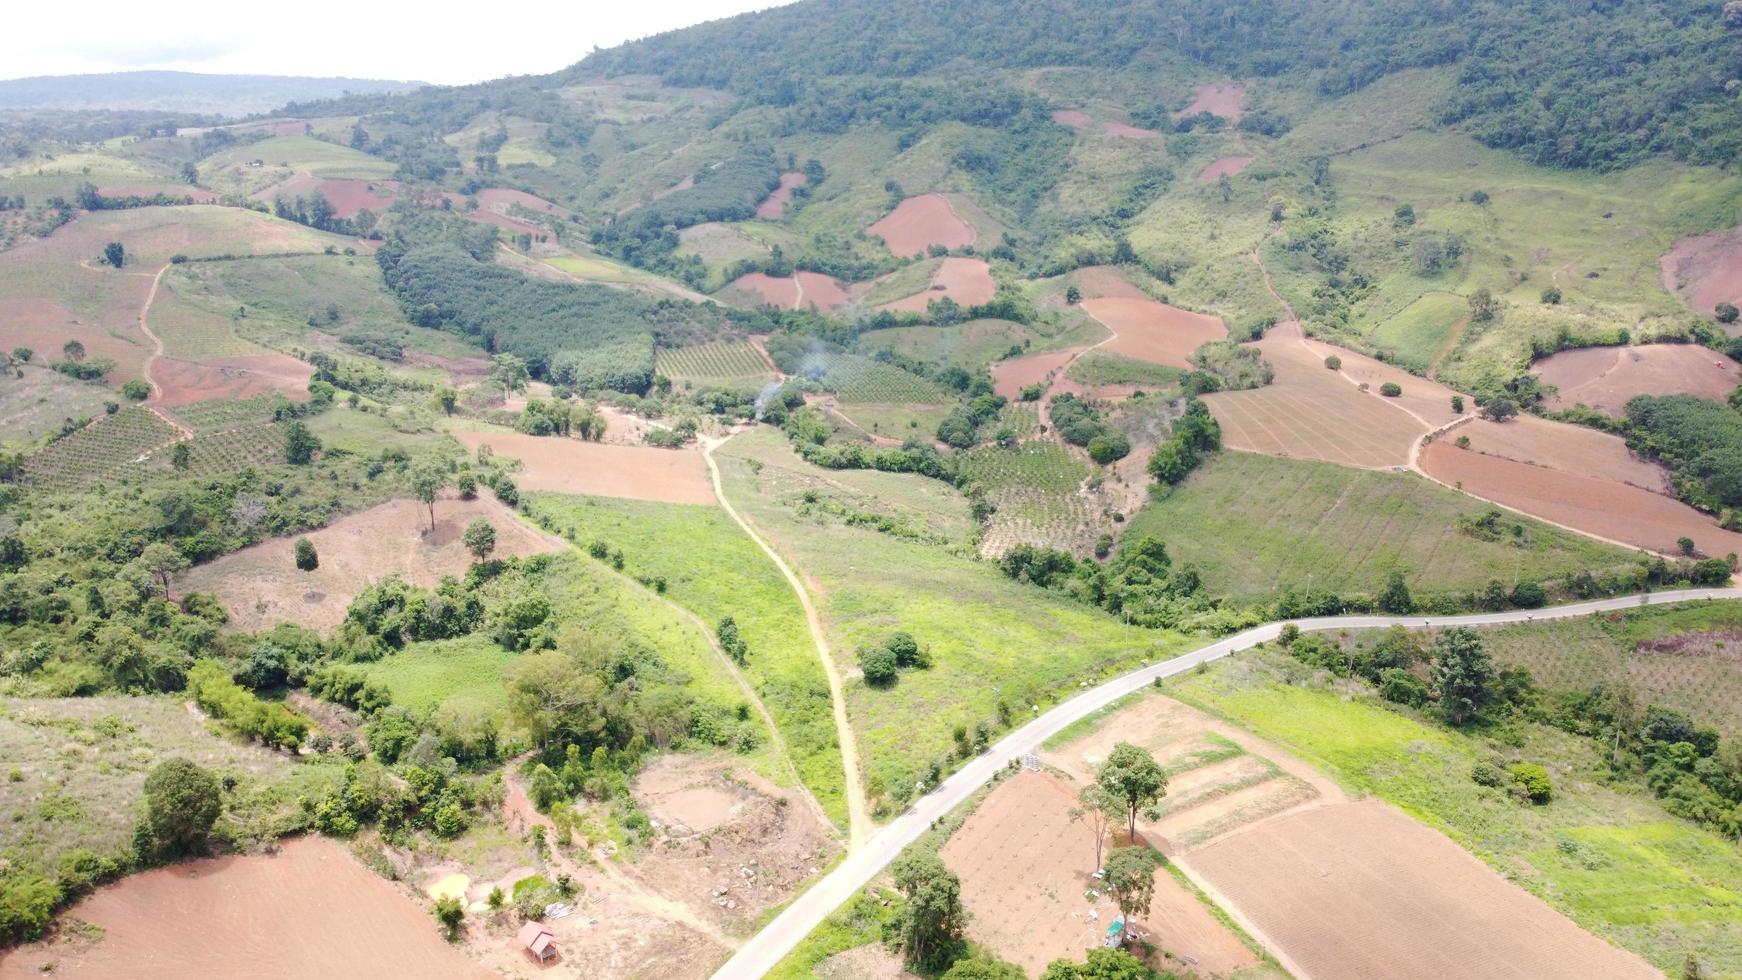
[
  {"x1": 1379, "y1": 668, "x2": 1430, "y2": 707},
  {"x1": 1451, "y1": 395, "x2": 1464, "y2": 413},
  {"x1": 120, "y1": 379, "x2": 151, "y2": 401},
  {"x1": 860, "y1": 645, "x2": 898, "y2": 686},
  {"x1": 1509, "y1": 581, "x2": 1545, "y2": 608},
  {"x1": 1324, "y1": 355, "x2": 1341, "y2": 370},
  {"x1": 1471, "y1": 760, "x2": 1507, "y2": 787},
  {"x1": 434, "y1": 895, "x2": 465, "y2": 938},
  {"x1": 294, "y1": 538, "x2": 319, "y2": 571},
  {"x1": 142, "y1": 758, "x2": 222, "y2": 856},
  {"x1": 1379, "y1": 382, "x2": 1402, "y2": 397},
  {"x1": 0, "y1": 874, "x2": 59, "y2": 944},
  {"x1": 1508, "y1": 762, "x2": 1553, "y2": 803},
  {"x1": 1541, "y1": 287, "x2": 1562, "y2": 304},
  {"x1": 1716, "y1": 302, "x2": 1739, "y2": 325}
]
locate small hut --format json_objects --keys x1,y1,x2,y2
[{"x1": 518, "y1": 921, "x2": 559, "y2": 963}]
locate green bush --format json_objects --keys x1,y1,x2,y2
[
  {"x1": 1508, "y1": 762, "x2": 1553, "y2": 803},
  {"x1": 860, "y1": 645, "x2": 899, "y2": 686}
]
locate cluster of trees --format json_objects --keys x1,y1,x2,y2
[
  {"x1": 937, "y1": 389, "x2": 1009, "y2": 449},
  {"x1": 272, "y1": 192, "x2": 378, "y2": 237},
  {"x1": 857, "y1": 630, "x2": 930, "y2": 686},
  {"x1": 187, "y1": 660, "x2": 310, "y2": 749},
  {"x1": 1049, "y1": 394, "x2": 1130, "y2": 463},
  {"x1": 999, "y1": 536, "x2": 1210, "y2": 629},
  {"x1": 514, "y1": 397, "x2": 606, "y2": 439},
  {"x1": 73, "y1": 183, "x2": 203, "y2": 212},
  {"x1": 1186, "y1": 341, "x2": 1273, "y2": 391},
  {"x1": 1624, "y1": 394, "x2": 1742, "y2": 518},
  {"x1": 1145, "y1": 398, "x2": 1221, "y2": 486}
]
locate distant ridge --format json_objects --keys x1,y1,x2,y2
[{"x1": 0, "y1": 70, "x2": 425, "y2": 116}]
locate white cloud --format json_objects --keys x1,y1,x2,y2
[{"x1": 5, "y1": 0, "x2": 789, "y2": 85}]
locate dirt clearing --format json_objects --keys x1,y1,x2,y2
[
  {"x1": 1101, "y1": 121, "x2": 1160, "y2": 139},
  {"x1": 0, "y1": 836, "x2": 487, "y2": 980},
  {"x1": 868, "y1": 193, "x2": 976, "y2": 258},
  {"x1": 991, "y1": 348, "x2": 1084, "y2": 400},
  {"x1": 1180, "y1": 83, "x2": 1245, "y2": 121},
  {"x1": 180, "y1": 496, "x2": 560, "y2": 633},
  {"x1": 453, "y1": 429, "x2": 718, "y2": 505},
  {"x1": 1445, "y1": 414, "x2": 1668, "y2": 491},
  {"x1": 1660, "y1": 224, "x2": 1742, "y2": 316},
  {"x1": 1535, "y1": 343, "x2": 1741, "y2": 415},
  {"x1": 151, "y1": 353, "x2": 313, "y2": 406},
  {"x1": 1081, "y1": 297, "x2": 1226, "y2": 370},
  {"x1": 1199, "y1": 156, "x2": 1254, "y2": 182},
  {"x1": 723, "y1": 271, "x2": 851, "y2": 311},
  {"x1": 877, "y1": 257, "x2": 996, "y2": 313},
  {"x1": 756, "y1": 172, "x2": 808, "y2": 220}
]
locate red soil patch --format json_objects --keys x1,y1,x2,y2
[
  {"x1": 1660, "y1": 225, "x2": 1742, "y2": 316},
  {"x1": 255, "y1": 175, "x2": 395, "y2": 218},
  {"x1": 1180, "y1": 83, "x2": 1245, "y2": 121},
  {"x1": 755, "y1": 172, "x2": 808, "y2": 220},
  {"x1": 940, "y1": 771, "x2": 1255, "y2": 977},
  {"x1": 1051, "y1": 109, "x2": 1093, "y2": 130},
  {"x1": 1535, "y1": 343, "x2": 1742, "y2": 416},
  {"x1": 180, "y1": 496, "x2": 560, "y2": 633},
  {"x1": 1205, "y1": 324, "x2": 1459, "y2": 469},
  {"x1": 453, "y1": 430, "x2": 717, "y2": 506},
  {"x1": 1185, "y1": 800, "x2": 1657, "y2": 980},
  {"x1": 0, "y1": 836, "x2": 488, "y2": 980},
  {"x1": 724, "y1": 271, "x2": 851, "y2": 311},
  {"x1": 97, "y1": 185, "x2": 219, "y2": 203},
  {"x1": 868, "y1": 193, "x2": 976, "y2": 258},
  {"x1": 151, "y1": 353, "x2": 313, "y2": 406},
  {"x1": 1420, "y1": 440, "x2": 1742, "y2": 557},
  {"x1": 878, "y1": 258, "x2": 996, "y2": 314},
  {"x1": 991, "y1": 348, "x2": 1082, "y2": 400},
  {"x1": 1081, "y1": 297, "x2": 1227, "y2": 370},
  {"x1": 1448, "y1": 415, "x2": 1668, "y2": 492},
  {"x1": 1198, "y1": 156, "x2": 1254, "y2": 182},
  {"x1": 1101, "y1": 121, "x2": 1160, "y2": 139}
]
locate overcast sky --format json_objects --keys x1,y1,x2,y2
[{"x1": 4, "y1": 0, "x2": 789, "y2": 85}]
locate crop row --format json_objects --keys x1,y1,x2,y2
[
  {"x1": 23, "y1": 408, "x2": 182, "y2": 489},
  {"x1": 655, "y1": 341, "x2": 772, "y2": 385},
  {"x1": 817, "y1": 354, "x2": 950, "y2": 404},
  {"x1": 167, "y1": 394, "x2": 288, "y2": 433}
]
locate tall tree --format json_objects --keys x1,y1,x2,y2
[
  {"x1": 1432, "y1": 627, "x2": 1497, "y2": 725},
  {"x1": 463, "y1": 519, "x2": 496, "y2": 562},
  {"x1": 135, "y1": 542, "x2": 188, "y2": 599},
  {"x1": 284, "y1": 421, "x2": 320, "y2": 465},
  {"x1": 1103, "y1": 846, "x2": 1160, "y2": 920},
  {"x1": 413, "y1": 467, "x2": 444, "y2": 530},
  {"x1": 892, "y1": 852, "x2": 964, "y2": 970},
  {"x1": 103, "y1": 242, "x2": 124, "y2": 268},
  {"x1": 1097, "y1": 742, "x2": 1167, "y2": 843},
  {"x1": 142, "y1": 758, "x2": 221, "y2": 855},
  {"x1": 1069, "y1": 783, "x2": 1117, "y2": 871}
]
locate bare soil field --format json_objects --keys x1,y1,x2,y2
[
  {"x1": 1081, "y1": 297, "x2": 1227, "y2": 370},
  {"x1": 1187, "y1": 800, "x2": 1658, "y2": 980},
  {"x1": 1101, "y1": 121, "x2": 1160, "y2": 139},
  {"x1": 1180, "y1": 83, "x2": 1245, "y2": 121},
  {"x1": 991, "y1": 348, "x2": 1083, "y2": 400},
  {"x1": 1420, "y1": 441, "x2": 1742, "y2": 556},
  {"x1": 1446, "y1": 414, "x2": 1669, "y2": 491},
  {"x1": 1205, "y1": 323, "x2": 1452, "y2": 469},
  {"x1": 1660, "y1": 224, "x2": 1742, "y2": 316},
  {"x1": 1051, "y1": 109, "x2": 1093, "y2": 130},
  {"x1": 97, "y1": 185, "x2": 219, "y2": 203},
  {"x1": 152, "y1": 353, "x2": 314, "y2": 406},
  {"x1": 867, "y1": 193, "x2": 976, "y2": 257},
  {"x1": 1198, "y1": 156, "x2": 1254, "y2": 182},
  {"x1": 0, "y1": 836, "x2": 488, "y2": 980},
  {"x1": 939, "y1": 770, "x2": 1256, "y2": 977},
  {"x1": 755, "y1": 171, "x2": 808, "y2": 220},
  {"x1": 722, "y1": 271, "x2": 851, "y2": 311},
  {"x1": 453, "y1": 429, "x2": 718, "y2": 505},
  {"x1": 877, "y1": 257, "x2": 996, "y2": 313},
  {"x1": 254, "y1": 174, "x2": 395, "y2": 217},
  {"x1": 181, "y1": 496, "x2": 560, "y2": 633},
  {"x1": 1535, "y1": 343, "x2": 1742, "y2": 415}
]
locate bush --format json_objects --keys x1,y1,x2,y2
[
  {"x1": 1716, "y1": 302, "x2": 1739, "y2": 325},
  {"x1": 1379, "y1": 382, "x2": 1402, "y2": 397},
  {"x1": 1541, "y1": 287, "x2": 1562, "y2": 304},
  {"x1": 1509, "y1": 581, "x2": 1545, "y2": 608},
  {"x1": 120, "y1": 379, "x2": 151, "y2": 401},
  {"x1": 860, "y1": 645, "x2": 899, "y2": 686},
  {"x1": 1379, "y1": 668, "x2": 1430, "y2": 707},
  {"x1": 1471, "y1": 759, "x2": 1507, "y2": 788},
  {"x1": 1324, "y1": 355, "x2": 1341, "y2": 370},
  {"x1": 1508, "y1": 762, "x2": 1553, "y2": 803},
  {"x1": 294, "y1": 538, "x2": 319, "y2": 571},
  {"x1": 142, "y1": 758, "x2": 222, "y2": 856},
  {"x1": 0, "y1": 874, "x2": 59, "y2": 944}
]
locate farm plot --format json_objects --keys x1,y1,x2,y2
[
  {"x1": 814, "y1": 354, "x2": 951, "y2": 404},
  {"x1": 252, "y1": 174, "x2": 394, "y2": 218},
  {"x1": 991, "y1": 348, "x2": 1085, "y2": 400},
  {"x1": 857, "y1": 318, "x2": 1032, "y2": 374},
  {"x1": 1445, "y1": 415, "x2": 1667, "y2": 491},
  {"x1": 756, "y1": 171, "x2": 808, "y2": 220},
  {"x1": 452, "y1": 429, "x2": 717, "y2": 505},
  {"x1": 180, "y1": 496, "x2": 562, "y2": 634},
  {"x1": 1534, "y1": 344, "x2": 1742, "y2": 416},
  {"x1": 867, "y1": 193, "x2": 976, "y2": 258},
  {"x1": 1660, "y1": 223, "x2": 1742, "y2": 317},
  {"x1": 21, "y1": 407, "x2": 181, "y2": 489},
  {"x1": 1198, "y1": 155, "x2": 1254, "y2": 182},
  {"x1": 957, "y1": 442, "x2": 1099, "y2": 556},
  {"x1": 1204, "y1": 323, "x2": 1447, "y2": 469},
  {"x1": 151, "y1": 354, "x2": 314, "y2": 406},
  {"x1": 938, "y1": 770, "x2": 1258, "y2": 977},
  {"x1": 0, "y1": 366, "x2": 113, "y2": 449},
  {"x1": 876, "y1": 257, "x2": 997, "y2": 314},
  {"x1": 171, "y1": 422, "x2": 288, "y2": 477},
  {"x1": 1080, "y1": 297, "x2": 1226, "y2": 370},
  {"x1": 656, "y1": 340, "x2": 777, "y2": 390},
  {"x1": 1180, "y1": 83, "x2": 1245, "y2": 121},
  {"x1": 1124, "y1": 450, "x2": 1633, "y2": 603},
  {"x1": 722, "y1": 271, "x2": 851, "y2": 311},
  {"x1": 164, "y1": 394, "x2": 286, "y2": 432}
]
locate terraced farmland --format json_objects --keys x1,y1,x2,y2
[
  {"x1": 22, "y1": 408, "x2": 182, "y2": 489},
  {"x1": 655, "y1": 340, "x2": 775, "y2": 389}
]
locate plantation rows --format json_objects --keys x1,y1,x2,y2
[
  {"x1": 958, "y1": 442, "x2": 1100, "y2": 557},
  {"x1": 817, "y1": 354, "x2": 949, "y2": 404},
  {"x1": 655, "y1": 341, "x2": 773, "y2": 386},
  {"x1": 958, "y1": 441, "x2": 1089, "y2": 494},
  {"x1": 23, "y1": 408, "x2": 181, "y2": 489},
  {"x1": 167, "y1": 394, "x2": 288, "y2": 433},
  {"x1": 169, "y1": 423, "x2": 286, "y2": 478}
]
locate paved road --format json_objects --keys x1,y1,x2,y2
[{"x1": 712, "y1": 587, "x2": 1742, "y2": 979}]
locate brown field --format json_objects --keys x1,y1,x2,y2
[
  {"x1": 1188, "y1": 801, "x2": 1657, "y2": 980},
  {"x1": 1206, "y1": 323, "x2": 1461, "y2": 469},
  {"x1": 991, "y1": 348, "x2": 1083, "y2": 400},
  {"x1": 1660, "y1": 224, "x2": 1742, "y2": 316},
  {"x1": 453, "y1": 429, "x2": 718, "y2": 505},
  {"x1": 755, "y1": 171, "x2": 808, "y2": 220},
  {"x1": 1051, "y1": 109, "x2": 1093, "y2": 130},
  {"x1": 152, "y1": 353, "x2": 313, "y2": 406},
  {"x1": 1447, "y1": 414, "x2": 1668, "y2": 491},
  {"x1": 1180, "y1": 83, "x2": 1245, "y2": 121},
  {"x1": 723, "y1": 271, "x2": 851, "y2": 311},
  {"x1": 254, "y1": 175, "x2": 395, "y2": 218},
  {"x1": 1101, "y1": 121, "x2": 1160, "y2": 139},
  {"x1": 97, "y1": 185, "x2": 219, "y2": 203},
  {"x1": 1080, "y1": 297, "x2": 1226, "y2": 370},
  {"x1": 939, "y1": 770, "x2": 1256, "y2": 977},
  {"x1": 1198, "y1": 156, "x2": 1254, "y2": 182},
  {"x1": 1535, "y1": 343, "x2": 1742, "y2": 415},
  {"x1": 867, "y1": 193, "x2": 976, "y2": 258},
  {"x1": 0, "y1": 836, "x2": 488, "y2": 980},
  {"x1": 1420, "y1": 440, "x2": 1742, "y2": 556},
  {"x1": 181, "y1": 496, "x2": 561, "y2": 633},
  {"x1": 877, "y1": 257, "x2": 996, "y2": 313}
]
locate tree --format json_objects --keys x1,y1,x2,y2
[
  {"x1": 1432, "y1": 627, "x2": 1497, "y2": 725},
  {"x1": 1451, "y1": 394, "x2": 1464, "y2": 413},
  {"x1": 1098, "y1": 742, "x2": 1166, "y2": 843},
  {"x1": 1716, "y1": 302, "x2": 1739, "y2": 325},
  {"x1": 284, "y1": 420, "x2": 319, "y2": 464},
  {"x1": 136, "y1": 542, "x2": 188, "y2": 599},
  {"x1": 1324, "y1": 355, "x2": 1341, "y2": 370},
  {"x1": 1064, "y1": 285, "x2": 1082, "y2": 305},
  {"x1": 62, "y1": 339, "x2": 86, "y2": 363},
  {"x1": 860, "y1": 645, "x2": 898, "y2": 686},
  {"x1": 103, "y1": 242, "x2": 124, "y2": 268},
  {"x1": 171, "y1": 441, "x2": 191, "y2": 470},
  {"x1": 1069, "y1": 783, "x2": 1118, "y2": 871},
  {"x1": 413, "y1": 467, "x2": 444, "y2": 530},
  {"x1": 295, "y1": 538, "x2": 319, "y2": 571},
  {"x1": 121, "y1": 379, "x2": 150, "y2": 400},
  {"x1": 1479, "y1": 396, "x2": 1517, "y2": 422},
  {"x1": 1468, "y1": 287, "x2": 1497, "y2": 321},
  {"x1": 491, "y1": 353, "x2": 529, "y2": 393},
  {"x1": 1377, "y1": 571, "x2": 1413, "y2": 614},
  {"x1": 1379, "y1": 382, "x2": 1402, "y2": 397},
  {"x1": 891, "y1": 852, "x2": 964, "y2": 970},
  {"x1": 1541, "y1": 286, "x2": 1562, "y2": 304},
  {"x1": 433, "y1": 895, "x2": 464, "y2": 939},
  {"x1": 142, "y1": 758, "x2": 221, "y2": 855},
  {"x1": 463, "y1": 519, "x2": 496, "y2": 562},
  {"x1": 434, "y1": 387, "x2": 458, "y2": 415},
  {"x1": 1103, "y1": 846, "x2": 1160, "y2": 919},
  {"x1": 1039, "y1": 948, "x2": 1164, "y2": 980}
]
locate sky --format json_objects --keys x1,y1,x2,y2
[{"x1": 3, "y1": 0, "x2": 790, "y2": 85}]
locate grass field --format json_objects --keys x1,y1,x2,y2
[
  {"x1": 203, "y1": 135, "x2": 395, "y2": 181},
  {"x1": 361, "y1": 637, "x2": 522, "y2": 720},
  {"x1": 655, "y1": 341, "x2": 776, "y2": 390},
  {"x1": 717, "y1": 429, "x2": 1182, "y2": 806},
  {"x1": 1369, "y1": 291, "x2": 1467, "y2": 372},
  {"x1": 0, "y1": 367, "x2": 114, "y2": 450},
  {"x1": 526, "y1": 493, "x2": 849, "y2": 827},
  {"x1": 1124, "y1": 451, "x2": 1636, "y2": 603},
  {"x1": 1168, "y1": 653, "x2": 1742, "y2": 977},
  {"x1": 1065, "y1": 349, "x2": 1183, "y2": 387},
  {"x1": 1473, "y1": 600, "x2": 1742, "y2": 738}
]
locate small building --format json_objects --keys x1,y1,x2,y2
[
  {"x1": 518, "y1": 922, "x2": 559, "y2": 963},
  {"x1": 1103, "y1": 914, "x2": 1127, "y2": 948}
]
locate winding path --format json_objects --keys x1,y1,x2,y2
[
  {"x1": 712, "y1": 587, "x2": 1742, "y2": 978},
  {"x1": 133, "y1": 263, "x2": 194, "y2": 439},
  {"x1": 701, "y1": 432, "x2": 874, "y2": 848}
]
